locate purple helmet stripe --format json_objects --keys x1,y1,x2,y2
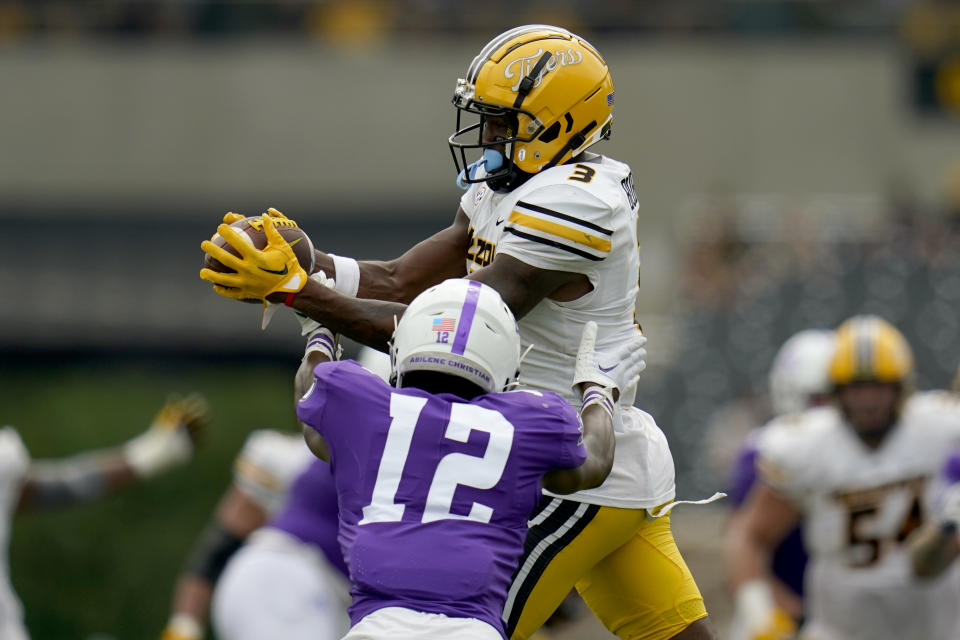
[{"x1": 451, "y1": 280, "x2": 483, "y2": 355}]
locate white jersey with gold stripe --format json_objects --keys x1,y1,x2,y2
[
  {"x1": 232, "y1": 430, "x2": 314, "y2": 515},
  {"x1": 460, "y1": 153, "x2": 676, "y2": 508},
  {"x1": 757, "y1": 393, "x2": 960, "y2": 640},
  {"x1": 0, "y1": 427, "x2": 30, "y2": 640}
]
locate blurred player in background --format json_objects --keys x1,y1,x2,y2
[
  {"x1": 725, "y1": 329, "x2": 835, "y2": 638},
  {"x1": 160, "y1": 427, "x2": 313, "y2": 640},
  {"x1": 201, "y1": 24, "x2": 716, "y2": 639},
  {"x1": 727, "y1": 316, "x2": 960, "y2": 640},
  {"x1": 297, "y1": 279, "x2": 642, "y2": 639},
  {"x1": 1, "y1": 395, "x2": 208, "y2": 640},
  {"x1": 210, "y1": 456, "x2": 348, "y2": 640},
  {"x1": 161, "y1": 347, "x2": 390, "y2": 640}
]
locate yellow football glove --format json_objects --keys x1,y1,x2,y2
[
  {"x1": 752, "y1": 609, "x2": 796, "y2": 640},
  {"x1": 200, "y1": 214, "x2": 308, "y2": 301},
  {"x1": 221, "y1": 207, "x2": 294, "y2": 226},
  {"x1": 734, "y1": 580, "x2": 798, "y2": 640}
]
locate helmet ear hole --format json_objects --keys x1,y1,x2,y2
[
  {"x1": 564, "y1": 113, "x2": 574, "y2": 133},
  {"x1": 538, "y1": 122, "x2": 561, "y2": 143}
]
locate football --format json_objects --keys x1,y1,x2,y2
[{"x1": 203, "y1": 215, "x2": 316, "y2": 302}]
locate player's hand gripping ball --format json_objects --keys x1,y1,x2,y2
[{"x1": 201, "y1": 211, "x2": 315, "y2": 303}]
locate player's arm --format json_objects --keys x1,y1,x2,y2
[
  {"x1": 541, "y1": 322, "x2": 646, "y2": 494},
  {"x1": 290, "y1": 244, "x2": 579, "y2": 352},
  {"x1": 222, "y1": 206, "x2": 470, "y2": 303},
  {"x1": 202, "y1": 210, "x2": 581, "y2": 350},
  {"x1": 311, "y1": 207, "x2": 472, "y2": 303},
  {"x1": 469, "y1": 253, "x2": 590, "y2": 320},
  {"x1": 295, "y1": 327, "x2": 338, "y2": 461},
  {"x1": 162, "y1": 485, "x2": 269, "y2": 640},
  {"x1": 298, "y1": 350, "x2": 331, "y2": 462},
  {"x1": 725, "y1": 443, "x2": 804, "y2": 620},
  {"x1": 540, "y1": 391, "x2": 614, "y2": 495},
  {"x1": 726, "y1": 482, "x2": 801, "y2": 639},
  {"x1": 909, "y1": 483, "x2": 960, "y2": 579},
  {"x1": 17, "y1": 395, "x2": 208, "y2": 513}
]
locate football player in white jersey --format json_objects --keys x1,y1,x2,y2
[
  {"x1": 200, "y1": 24, "x2": 716, "y2": 640},
  {"x1": 160, "y1": 428, "x2": 315, "y2": 640},
  {"x1": 727, "y1": 316, "x2": 960, "y2": 640},
  {"x1": 160, "y1": 347, "x2": 390, "y2": 640},
  {"x1": 725, "y1": 329, "x2": 835, "y2": 640},
  {"x1": 0, "y1": 395, "x2": 208, "y2": 640}
]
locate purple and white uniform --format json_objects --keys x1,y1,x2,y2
[
  {"x1": 212, "y1": 454, "x2": 350, "y2": 640},
  {"x1": 269, "y1": 458, "x2": 347, "y2": 577},
  {"x1": 297, "y1": 360, "x2": 586, "y2": 638}
]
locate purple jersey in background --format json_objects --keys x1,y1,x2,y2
[
  {"x1": 941, "y1": 449, "x2": 960, "y2": 486},
  {"x1": 297, "y1": 360, "x2": 586, "y2": 637},
  {"x1": 269, "y1": 458, "x2": 347, "y2": 577}
]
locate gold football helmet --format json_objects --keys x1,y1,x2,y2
[
  {"x1": 450, "y1": 25, "x2": 614, "y2": 192},
  {"x1": 828, "y1": 315, "x2": 914, "y2": 386}
]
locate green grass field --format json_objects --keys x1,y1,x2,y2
[{"x1": 4, "y1": 361, "x2": 302, "y2": 639}]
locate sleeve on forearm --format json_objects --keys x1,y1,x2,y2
[
  {"x1": 183, "y1": 521, "x2": 246, "y2": 583},
  {"x1": 24, "y1": 453, "x2": 116, "y2": 509}
]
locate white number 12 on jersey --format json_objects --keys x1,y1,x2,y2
[{"x1": 359, "y1": 392, "x2": 514, "y2": 525}]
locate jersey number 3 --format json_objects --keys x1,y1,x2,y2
[{"x1": 359, "y1": 393, "x2": 514, "y2": 525}]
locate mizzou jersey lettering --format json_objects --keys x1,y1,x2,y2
[{"x1": 466, "y1": 226, "x2": 497, "y2": 270}]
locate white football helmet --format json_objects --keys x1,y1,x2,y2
[
  {"x1": 357, "y1": 346, "x2": 392, "y2": 382},
  {"x1": 768, "y1": 329, "x2": 836, "y2": 416},
  {"x1": 391, "y1": 279, "x2": 521, "y2": 393}
]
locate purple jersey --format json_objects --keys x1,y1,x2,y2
[
  {"x1": 941, "y1": 448, "x2": 960, "y2": 485},
  {"x1": 269, "y1": 458, "x2": 347, "y2": 578},
  {"x1": 297, "y1": 360, "x2": 586, "y2": 636}
]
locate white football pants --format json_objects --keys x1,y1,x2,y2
[
  {"x1": 342, "y1": 606, "x2": 502, "y2": 640},
  {"x1": 212, "y1": 528, "x2": 350, "y2": 640}
]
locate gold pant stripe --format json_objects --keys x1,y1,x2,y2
[{"x1": 508, "y1": 499, "x2": 708, "y2": 640}]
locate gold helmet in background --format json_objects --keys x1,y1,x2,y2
[
  {"x1": 828, "y1": 315, "x2": 914, "y2": 388},
  {"x1": 450, "y1": 25, "x2": 614, "y2": 192}
]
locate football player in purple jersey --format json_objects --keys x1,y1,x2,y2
[{"x1": 296, "y1": 279, "x2": 645, "y2": 640}]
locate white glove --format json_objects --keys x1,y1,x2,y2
[
  {"x1": 294, "y1": 270, "x2": 336, "y2": 336},
  {"x1": 124, "y1": 394, "x2": 209, "y2": 479},
  {"x1": 572, "y1": 321, "x2": 647, "y2": 399},
  {"x1": 731, "y1": 580, "x2": 796, "y2": 640}
]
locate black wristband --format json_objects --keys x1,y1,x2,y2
[{"x1": 184, "y1": 521, "x2": 245, "y2": 583}]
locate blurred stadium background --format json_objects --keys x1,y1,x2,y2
[{"x1": 3, "y1": 1, "x2": 960, "y2": 637}]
